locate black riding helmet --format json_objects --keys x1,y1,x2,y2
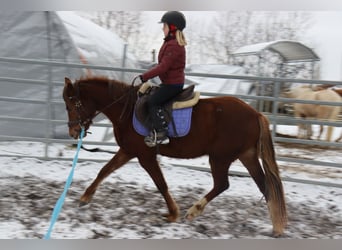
[{"x1": 159, "y1": 11, "x2": 186, "y2": 31}]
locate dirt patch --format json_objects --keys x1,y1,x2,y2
[{"x1": 0, "y1": 175, "x2": 340, "y2": 239}]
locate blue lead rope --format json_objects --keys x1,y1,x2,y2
[{"x1": 44, "y1": 128, "x2": 85, "y2": 239}]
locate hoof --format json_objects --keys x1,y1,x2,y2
[
  {"x1": 79, "y1": 201, "x2": 89, "y2": 207},
  {"x1": 185, "y1": 197, "x2": 207, "y2": 221},
  {"x1": 162, "y1": 213, "x2": 178, "y2": 222},
  {"x1": 272, "y1": 231, "x2": 284, "y2": 238},
  {"x1": 185, "y1": 213, "x2": 194, "y2": 221}
]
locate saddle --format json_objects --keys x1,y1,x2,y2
[{"x1": 134, "y1": 82, "x2": 200, "y2": 131}]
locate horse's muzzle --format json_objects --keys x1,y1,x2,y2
[
  {"x1": 69, "y1": 126, "x2": 87, "y2": 139},
  {"x1": 69, "y1": 127, "x2": 80, "y2": 139}
]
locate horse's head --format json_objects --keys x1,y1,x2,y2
[
  {"x1": 283, "y1": 85, "x2": 312, "y2": 99},
  {"x1": 63, "y1": 77, "x2": 96, "y2": 139}
]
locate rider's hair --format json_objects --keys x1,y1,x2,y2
[{"x1": 176, "y1": 30, "x2": 187, "y2": 46}]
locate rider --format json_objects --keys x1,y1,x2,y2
[{"x1": 139, "y1": 11, "x2": 187, "y2": 147}]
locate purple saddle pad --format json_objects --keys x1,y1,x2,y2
[{"x1": 133, "y1": 107, "x2": 193, "y2": 137}]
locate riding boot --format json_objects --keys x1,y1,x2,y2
[{"x1": 144, "y1": 108, "x2": 170, "y2": 147}]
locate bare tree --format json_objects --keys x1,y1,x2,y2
[
  {"x1": 89, "y1": 11, "x2": 144, "y2": 56},
  {"x1": 190, "y1": 11, "x2": 253, "y2": 64},
  {"x1": 197, "y1": 11, "x2": 313, "y2": 64},
  {"x1": 82, "y1": 11, "x2": 314, "y2": 68}
]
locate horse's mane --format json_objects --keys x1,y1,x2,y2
[{"x1": 76, "y1": 76, "x2": 132, "y2": 90}]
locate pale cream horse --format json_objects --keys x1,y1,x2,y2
[
  {"x1": 285, "y1": 85, "x2": 342, "y2": 141},
  {"x1": 332, "y1": 88, "x2": 342, "y2": 142}
]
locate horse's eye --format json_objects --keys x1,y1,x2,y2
[{"x1": 66, "y1": 106, "x2": 70, "y2": 111}]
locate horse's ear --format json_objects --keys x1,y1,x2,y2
[
  {"x1": 65, "y1": 77, "x2": 73, "y2": 87},
  {"x1": 283, "y1": 90, "x2": 292, "y2": 98},
  {"x1": 63, "y1": 77, "x2": 75, "y2": 98}
]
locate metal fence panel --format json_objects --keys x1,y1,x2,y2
[{"x1": 0, "y1": 57, "x2": 341, "y2": 188}]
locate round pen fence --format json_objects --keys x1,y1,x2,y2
[{"x1": 0, "y1": 56, "x2": 341, "y2": 189}]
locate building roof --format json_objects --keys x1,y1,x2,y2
[
  {"x1": 231, "y1": 40, "x2": 320, "y2": 63},
  {"x1": 185, "y1": 64, "x2": 253, "y2": 95}
]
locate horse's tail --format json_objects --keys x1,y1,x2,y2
[{"x1": 257, "y1": 114, "x2": 287, "y2": 236}]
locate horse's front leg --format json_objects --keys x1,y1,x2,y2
[
  {"x1": 138, "y1": 156, "x2": 180, "y2": 222},
  {"x1": 297, "y1": 123, "x2": 309, "y2": 139},
  {"x1": 80, "y1": 148, "x2": 133, "y2": 206},
  {"x1": 317, "y1": 125, "x2": 324, "y2": 140}
]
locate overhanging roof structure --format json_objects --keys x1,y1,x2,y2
[{"x1": 231, "y1": 40, "x2": 320, "y2": 63}]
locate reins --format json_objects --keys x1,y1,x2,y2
[{"x1": 119, "y1": 76, "x2": 140, "y2": 121}]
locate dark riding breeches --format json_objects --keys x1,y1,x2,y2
[{"x1": 147, "y1": 83, "x2": 184, "y2": 132}]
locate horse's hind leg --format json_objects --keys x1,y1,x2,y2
[
  {"x1": 186, "y1": 156, "x2": 230, "y2": 220},
  {"x1": 79, "y1": 148, "x2": 133, "y2": 205},
  {"x1": 239, "y1": 147, "x2": 266, "y2": 196},
  {"x1": 326, "y1": 126, "x2": 334, "y2": 141},
  {"x1": 138, "y1": 156, "x2": 179, "y2": 222}
]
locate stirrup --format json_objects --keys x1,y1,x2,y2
[
  {"x1": 157, "y1": 135, "x2": 170, "y2": 145},
  {"x1": 144, "y1": 130, "x2": 169, "y2": 147}
]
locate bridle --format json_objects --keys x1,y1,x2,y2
[
  {"x1": 66, "y1": 95, "x2": 97, "y2": 130},
  {"x1": 65, "y1": 80, "x2": 101, "y2": 132},
  {"x1": 66, "y1": 76, "x2": 141, "y2": 131}
]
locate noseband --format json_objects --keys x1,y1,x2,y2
[{"x1": 67, "y1": 96, "x2": 96, "y2": 129}]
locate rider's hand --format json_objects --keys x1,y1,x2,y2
[{"x1": 139, "y1": 75, "x2": 146, "y2": 83}]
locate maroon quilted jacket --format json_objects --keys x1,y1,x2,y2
[{"x1": 141, "y1": 38, "x2": 186, "y2": 84}]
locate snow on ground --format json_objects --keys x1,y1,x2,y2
[{"x1": 0, "y1": 124, "x2": 341, "y2": 239}]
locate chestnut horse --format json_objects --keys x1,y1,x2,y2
[{"x1": 63, "y1": 76, "x2": 287, "y2": 236}]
